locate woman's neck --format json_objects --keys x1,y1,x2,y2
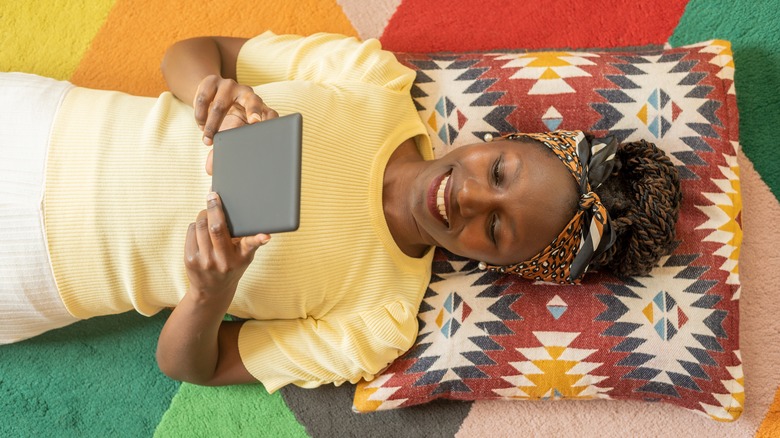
[{"x1": 382, "y1": 138, "x2": 430, "y2": 258}]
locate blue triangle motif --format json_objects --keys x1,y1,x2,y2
[
  {"x1": 654, "y1": 318, "x2": 667, "y2": 340},
  {"x1": 440, "y1": 319, "x2": 452, "y2": 338},
  {"x1": 544, "y1": 118, "x2": 562, "y2": 131},
  {"x1": 648, "y1": 89, "x2": 659, "y2": 109},
  {"x1": 653, "y1": 291, "x2": 665, "y2": 310},
  {"x1": 444, "y1": 292, "x2": 454, "y2": 313},
  {"x1": 648, "y1": 116, "x2": 660, "y2": 137},
  {"x1": 435, "y1": 96, "x2": 446, "y2": 116},
  {"x1": 547, "y1": 305, "x2": 566, "y2": 320},
  {"x1": 437, "y1": 124, "x2": 448, "y2": 144}
]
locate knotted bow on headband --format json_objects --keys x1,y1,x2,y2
[{"x1": 479, "y1": 130, "x2": 618, "y2": 284}]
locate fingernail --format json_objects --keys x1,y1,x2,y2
[
  {"x1": 259, "y1": 235, "x2": 271, "y2": 245},
  {"x1": 207, "y1": 192, "x2": 218, "y2": 204},
  {"x1": 250, "y1": 113, "x2": 262, "y2": 123}
]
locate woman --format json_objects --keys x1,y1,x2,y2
[{"x1": 0, "y1": 32, "x2": 680, "y2": 392}]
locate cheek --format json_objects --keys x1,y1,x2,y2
[{"x1": 448, "y1": 226, "x2": 491, "y2": 260}]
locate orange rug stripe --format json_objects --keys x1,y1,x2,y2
[
  {"x1": 758, "y1": 385, "x2": 780, "y2": 437},
  {"x1": 71, "y1": 0, "x2": 357, "y2": 96}
]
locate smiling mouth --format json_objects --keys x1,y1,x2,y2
[{"x1": 436, "y1": 174, "x2": 451, "y2": 225}]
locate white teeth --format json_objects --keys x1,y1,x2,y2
[{"x1": 436, "y1": 174, "x2": 450, "y2": 224}]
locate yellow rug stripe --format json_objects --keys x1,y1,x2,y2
[
  {"x1": 0, "y1": 0, "x2": 116, "y2": 79},
  {"x1": 71, "y1": 0, "x2": 357, "y2": 96}
]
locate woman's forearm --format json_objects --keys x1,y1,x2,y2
[
  {"x1": 156, "y1": 288, "x2": 233, "y2": 384},
  {"x1": 162, "y1": 37, "x2": 223, "y2": 106},
  {"x1": 161, "y1": 36, "x2": 247, "y2": 106}
]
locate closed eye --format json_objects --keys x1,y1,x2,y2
[
  {"x1": 488, "y1": 155, "x2": 504, "y2": 246},
  {"x1": 492, "y1": 155, "x2": 504, "y2": 186},
  {"x1": 489, "y1": 213, "x2": 498, "y2": 245}
]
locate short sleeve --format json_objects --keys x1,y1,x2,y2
[
  {"x1": 237, "y1": 301, "x2": 419, "y2": 393},
  {"x1": 236, "y1": 31, "x2": 416, "y2": 91}
]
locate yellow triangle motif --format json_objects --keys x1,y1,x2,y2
[
  {"x1": 718, "y1": 164, "x2": 743, "y2": 253},
  {"x1": 643, "y1": 302, "x2": 654, "y2": 322},
  {"x1": 540, "y1": 67, "x2": 561, "y2": 80},
  {"x1": 521, "y1": 357, "x2": 588, "y2": 399},
  {"x1": 546, "y1": 346, "x2": 566, "y2": 360},
  {"x1": 352, "y1": 382, "x2": 383, "y2": 412},
  {"x1": 637, "y1": 104, "x2": 648, "y2": 125},
  {"x1": 525, "y1": 52, "x2": 574, "y2": 67},
  {"x1": 498, "y1": 332, "x2": 609, "y2": 401},
  {"x1": 712, "y1": 39, "x2": 736, "y2": 68},
  {"x1": 427, "y1": 112, "x2": 438, "y2": 131}
]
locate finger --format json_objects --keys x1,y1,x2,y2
[
  {"x1": 235, "y1": 91, "x2": 264, "y2": 124},
  {"x1": 236, "y1": 92, "x2": 273, "y2": 123},
  {"x1": 206, "y1": 192, "x2": 232, "y2": 255},
  {"x1": 219, "y1": 114, "x2": 247, "y2": 132},
  {"x1": 205, "y1": 149, "x2": 213, "y2": 176},
  {"x1": 202, "y1": 82, "x2": 237, "y2": 146},
  {"x1": 262, "y1": 107, "x2": 279, "y2": 121},
  {"x1": 240, "y1": 233, "x2": 271, "y2": 258},
  {"x1": 248, "y1": 105, "x2": 279, "y2": 123},
  {"x1": 194, "y1": 209, "x2": 213, "y2": 263},
  {"x1": 184, "y1": 222, "x2": 198, "y2": 266},
  {"x1": 193, "y1": 75, "x2": 219, "y2": 131}
]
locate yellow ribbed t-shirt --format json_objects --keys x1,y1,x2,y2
[{"x1": 44, "y1": 32, "x2": 434, "y2": 391}]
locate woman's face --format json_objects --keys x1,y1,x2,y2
[{"x1": 411, "y1": 139, "x2": 578, "y2": 266}]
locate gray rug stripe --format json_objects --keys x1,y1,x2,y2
[{"x1": 281, "y1": 383, "x2": 472, "y2": 438}]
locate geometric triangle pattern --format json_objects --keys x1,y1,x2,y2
[
  {"x1": 356, "y1": 40, "x2": 743, "y2": 422},
  {"x1": 595, "y1": 257, "x2": 734, "y2": 405},
  {"x1": 495, "y1": 51, "x2": 599, "y2": 95},
  {"x1": 408, "y1": 55, "x2": 516, "y2": 157},
  {"x1": 546, "y1": 295, "x2": 568, "y2": 320},
  {"x1": 493, "y1": 331, "x2": 612, "y2": 400},
  {"x1": 359, "y1": 254, "x2": 522, "y2": 407},
  {"x1": 695, "y1": 151, "x2": 742, "y2": 285}
]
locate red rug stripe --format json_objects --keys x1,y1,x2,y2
[{"x1": 380, "y1": 0, "x2": 690, "y2": 52}]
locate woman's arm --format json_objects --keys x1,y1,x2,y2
[
  {"x1": 161, "y1": 36, "x2": 245, "y2": 107},
  {"x1": 161, "y1": 36, "x2": 277, "y2": 146},
  {"x1": 156, "y1": 192, "x2": 267, "y2": 385}
]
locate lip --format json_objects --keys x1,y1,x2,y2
[
  {"x1": 427, "y1": 169, "x2": 452, "y2": 227},
  {"x1": 443, "y1": 171, "x2": 453, "y2": 223}
]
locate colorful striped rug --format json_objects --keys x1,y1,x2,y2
[{"x1": 2, "y1": 1, "x2": 779, "y2": 436}]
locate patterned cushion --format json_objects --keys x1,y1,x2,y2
[{"x1": 353, "y1": 40, "x2": 743, "y2": 421}]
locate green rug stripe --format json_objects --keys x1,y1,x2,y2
[
  {"x1": 0, "y1": 312, "x2": 179, "y2": 437},
  {"x1": 154, "y1": 384, "x2": 309, "y2": 437},
  {"x1": 670, "y1": 0, "x2": 780, "y2": 200}
]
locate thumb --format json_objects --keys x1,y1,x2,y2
[
  {"x1": 241, "y1": 233, "x2": 271, "y2": 255},
  {"x1": 205, "y1": 149, "x2": 214, "y2": 175}
]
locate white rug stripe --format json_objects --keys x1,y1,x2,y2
[{"x1": 337, "y1": 0, "x2": 402, "y2": 40}]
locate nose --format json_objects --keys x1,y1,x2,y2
[{"x1": 457, "y1": 177, "x2": 497, "y2": 218}]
